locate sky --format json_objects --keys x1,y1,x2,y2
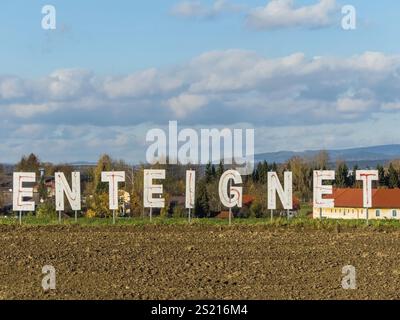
[{"x1": 1, "y1": 0, "x2": 400, "y2": 163}]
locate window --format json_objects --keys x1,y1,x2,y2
[
  {"x1": 393, "y1": 210, "x2": 397, "y2": 218},
  {"x1": 376, "y1": 209, "x2": 380, "y2": 217}
]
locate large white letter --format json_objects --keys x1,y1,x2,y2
[
  {"x1": 101, "y1": 172, "x2": 125, "y2": 210},
  {"x1": 218, "y1": 170, "x2": 242, "y2": 208},
  {"x1": 356, "y1": 170, "x2": 378, "y2": 208},
  {"x1": 144, "y1": 169, "x2": 165, "y2": 208},
  {"x1": 313, "y1": 171, "x2": 335, "y2": 208},
  {"x1": 13, "y1": 172, "x2": 36, "y2": 211},
  {"x1": 55, "y1": 172, "x2": 81, "y2": 211},
  {"x1": 186, "y1": 170, "x2": 196, "y2": 209},
  {"x1": 268, "y1": 172, "x2": 292, "y2": 210}
]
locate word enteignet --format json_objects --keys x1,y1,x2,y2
[{"x1": 12, "y1": 169, "x2": 379, "y2": 217}]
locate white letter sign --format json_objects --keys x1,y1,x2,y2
[
  {"x1": 55, "y1": 172, "x2": 81, "y2": 211},
  {"x1": 268, "y1": 172, "x2": 293, "y2": 210},
  {"x1": 186, "y1": 170, "x2": 195, "y2": 209},
  {"x1": 13, "y1": 172, "x2": 36, "y2": 212},
  {"x1": 144, "y1": 169, "x2": 165, "y2": 208},
  {"x1": 218, "y1": 170, "x2": 243, "y2": 208},
  {"x1": 313, "y1": 171, "x2": 335, "y2": 208},
  {"x1": 356, "y1": 170, "x2": 378, "y2": 208},
  {"x1": 101, "y1": 172, "x2": 125, "y2": 210}
]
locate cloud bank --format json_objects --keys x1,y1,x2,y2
[
  {"x1": 1, "y1": 50, "x2": 400, "y2": 162},
  {"x1": 171, "y1": 0, "x2": 338, "y2": 30},
  {"x1": 246, "y1": 0, "x2": 337, "y2": 30},
  {"x1": 171, "y1": 0, "x2": 244, "y2": 19}
]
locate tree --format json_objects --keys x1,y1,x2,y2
[
  {"x1": 387, "y1": 163, "x2": 399, "y2": 189},
  {"x1": 314, "y1": 150, "x2": 329, "y2": 170},
  {"x1": 377, "y1": 164, "x2": 386, "y2": 187},
  {"x1": 216, "y1": 161, "x2": 224, "y2": 178},
  {"x1": 16, "y1": 153, "x2": 41, "y2": 173},
  {"x1": 258, "y1": 161, "x2": 269, "y2": 184},
  {"x1": 288, "y1": 157, "x2": 312, "y2": 201},
  {"x1": 129, "y1": 166, "x2": 144, "y2": 217},
  {"x1": 94, "y1": 154, "x2": 112, "y2": 194},
  {"x1": 335, "y1": 161, "x2": 349, "y2": 187},
  {"x1": 205, "y1": 162, "x2": 213, "y2": 183},
  {"x1": 270, "y1": 162, "x2": 278, "y2": 173},
  {"x1": 195, "y1": 179, "x2": 210, "y2": 218},
  {"x1": 348, "y1": 165, "x2": 359, "y2": 187}
]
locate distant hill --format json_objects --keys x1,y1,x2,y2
[{"x1": 255, "y1": 144, "x2": 400, "y2": 167}]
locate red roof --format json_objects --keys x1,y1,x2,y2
[
  {"x1": 243, "y1": 195, "x2": 255, "y2": 206},
  {"x1": 325, "y1": 188, "x2": 400, "y2": 209}
]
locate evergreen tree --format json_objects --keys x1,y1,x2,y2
[
  {"x1": 205, "y1": 162, "x2": 213, "y2": 183},
  {"x1": 216, "y1": 161, "x2": 224, "y2": 178},
  {"x1": 252, "y1": 164, "x2": 259, "y2": 182},
  {"x1": 335, "y1": 162, "x2": 349, "y2": 187},
  {"x1": 270, "y1": 162, "x2": 278, "y2": 173},
  {"x1": 387, "y1": 163, "x2": 399, "y2": 189},
  {"x1": 195, "y1": 180, "x2": 210, "y2": 218},
  {"x1": 349, "y1": 165, "x2": 358, "y2": 187},
  {"x1": 377, "y1": 164, "x2": 386, "y2": 187},
  {"x1": 211, "y1": 164, "x2": 216, "y2": 178},
  {"x1": 258, "y1": 161, "x2": 269, "y2": 184}
]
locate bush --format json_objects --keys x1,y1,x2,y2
[
  {"x1": 172, "y1": 206, "x2": 185, "y2": 218},
  {"x1": 250, "y1": 201, "x2": 263, "y2": 218},
  {"x1": 86, "y1": 193, "x2": 112, "y2": 218},
  {"x1": 36, "y1": 201, "x2": 56, "y2": 219},
  {"x1": 86, "y1": 209, "x2": 96, "y2": 219}
]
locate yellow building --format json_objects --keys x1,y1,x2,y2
[{"x1": 313, "y1": 188, "x2": 400, "y2": 220}]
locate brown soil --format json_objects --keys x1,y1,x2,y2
[{"x1": 0, "y1": 224, "x2": 399, "y2": 300}]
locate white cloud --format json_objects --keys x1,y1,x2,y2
[
  {"x1": 167, "y1": 93, "x2": 208, "y2": 118},
  {"x1": 336, "y1": 98, "x2": 373, "y2": 113},
  {"x1": 102, "y1": 68, "x2": 182, "y2": 99},
  {"x1": 9, "y1": 103, "x2": 58, "y2": 118},
  {"x1": 171, "y1": 0, "x2": 244, "y2": 19},
  {"x1": 381, "y1": 101, "x2": 400, "y2": 111},
  {"x1": 0, "y1": 77, "x2": 26, "y2": 99},
  {"x1": 2, "y1": 50, "x2": 400, "y2": 162},
  {"x1": 247, "y1": 0, "x2": 337, "y2": 30}
]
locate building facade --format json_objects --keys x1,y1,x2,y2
[{"x1": 313, "y1": 188, "x2": 400, "y2": 220}]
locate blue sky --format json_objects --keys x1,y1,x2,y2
[
  {"x1": 0, "y1": 0, "x2": 400, "y2": 163},
  {"x1": 1, "y1": 0, "x2": 399, "y2": 76}
]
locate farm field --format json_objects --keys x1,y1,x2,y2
[{"x1": 0, "y1": 223, "x2": 400, "y2": 300}]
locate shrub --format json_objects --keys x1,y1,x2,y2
[
  {"x1": 250, "y1": 201, "x2": 263, "y2": 218},
  {"x1": 36, "y1": 200, "x2": 56, "y2": 219},
  {"x1": 86, "y1": 209, "x2": 96, "y2": 219},
  {"x1": 86, "y1": 193, "x2": 112, "y2": 218},
  {"x1": 172, "y1": 206, "x2": 185, "y2": 218}
]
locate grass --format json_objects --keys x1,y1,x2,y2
[{"x1": 2, "y1": 214, "x2": 400, "y2": 231}]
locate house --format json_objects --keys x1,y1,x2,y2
[
  {"x1": 313, "y1": 188, "x2": 400, "y2": 220},
  {"x1": 33, "y1": 176, "x2": 56, "y2": 198}
]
